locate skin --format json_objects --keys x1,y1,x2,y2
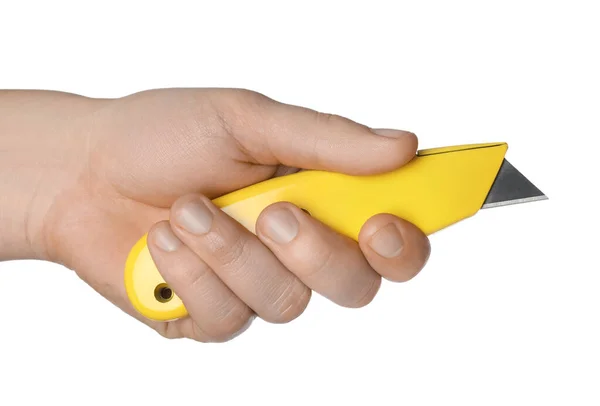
[{"x1": 0, "y1": 88, "x2": 431, "y2": 342}]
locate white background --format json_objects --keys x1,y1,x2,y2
[{"x1": 1, "y1": 1, "x2": 598, "y2": 405}]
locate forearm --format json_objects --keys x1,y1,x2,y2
[{"x1": 0, "y1": 90, "x2": 101, "y2": 261}]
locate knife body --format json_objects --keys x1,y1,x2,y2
[{"x1": 125, "y1": 142, "x2": 512, "y2": 321}]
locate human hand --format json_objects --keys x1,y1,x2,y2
[{"x1": 3, "y1": 88, "x2": 430, "y2": 341}]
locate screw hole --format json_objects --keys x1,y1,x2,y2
[{"x1": 154, "y1": 283, "x2": 173, "y2": 303}]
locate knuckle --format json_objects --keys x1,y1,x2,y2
[
  {"x1": 206, "y1": 231, "x2": 251, "y2": 274},
  {"x1": 155, "y1": 322, "x2": 188, "y2": 341},
  {"x1": 314, "y1": 111, "x2": 341, "y2": 126},
  {"x1": 190, "y1": 323, "x2": 219, "y2": 343},
  {"x1": 266, "y1": 279, "x2": 311, "y2": 324},
  {"x1": 205, "y1": 305, "x2": 254, "y2": 342},
  {"x1": 155, "y1": 321, "x2": 214, "y2": 343},
  {"x1": 154, "y1": 324, "x2": 179, "y2": 340},
  {"x1": 232, "y1": 88, "x2": 269, "y2": 105},
  {"x1": 222, "y1": 88, "x2": 271, "y2": 119},
  {"x1": 301, "y1": 244, "x2": 336, "y2": 280},
  {"x1": 346, "y1": 276, "x2": 381, "y2": 308},
  {"x1": 185, "y1": 261, "x2": 212, "y2": 291},
  {"x1": 206, "y1": 88, "x2": 272, "y2": 147}
]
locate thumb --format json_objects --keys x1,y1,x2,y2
[{"x1": 211, "y1": 89, "x2": 418, "y2": 175}]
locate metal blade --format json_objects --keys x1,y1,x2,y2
[{"x1": 482, "y1": 159, "x2": 548, "y2": 209}]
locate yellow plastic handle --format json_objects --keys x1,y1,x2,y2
[{"x1": 125, "y1": 142, "x2": 508, "y2": 321}]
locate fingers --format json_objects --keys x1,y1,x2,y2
[
  {"x1": 256, "y1": 205, "x2": 430, "y2": 304},
  {"x1": 147, "y1": 221, "x2": 254, "y2": 342},
  {"x1": 358, "y1": 214, "x2": 431, "y2": 282},
  {"x1": 168, "y1": 194, "x2": 311, "y2": 324},
  {"x1": 147, "y1": 193, "x2": 430, "y2": 342},
  {"x1": 209, "y1": 89, "x2": 418, "y2": 175},
  {"x1": 255, "y1": 202, "x2": 382, "y2": 308}
]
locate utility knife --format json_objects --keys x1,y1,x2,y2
[{"x1": 124, "y1": 142, "x2": 547, "y2": 321}]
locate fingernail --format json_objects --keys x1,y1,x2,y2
[
  {"x1": 369, "y1": 224, "x2": 404, "y2": 258},
  {"x1": 372, "y1": 128, "x2": 413, "y2": 138},
  {"x1": 262, "y1": 209, "x2": 299, "y2": 244},
  {"x1": 175, "y1": 199, "x2": 213, "y2": 234},
  {"x1": 153, "y1": 226, "x2": 182, "y2": 252}
]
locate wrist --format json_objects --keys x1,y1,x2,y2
[{"x1": 0, "y1": 90, "x2": 106, "y2": 261}]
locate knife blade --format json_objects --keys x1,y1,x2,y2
[{"x1": 482, "y1": 159, "x2": 548, "y2": 209}]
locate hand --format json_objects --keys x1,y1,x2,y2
[{"x1": 3, "y1": 88, "x2": 431, "y2": 342}]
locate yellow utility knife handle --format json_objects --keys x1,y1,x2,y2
[{"x1": 125, "y1": 142, "x2": 508, "y2": 321}]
